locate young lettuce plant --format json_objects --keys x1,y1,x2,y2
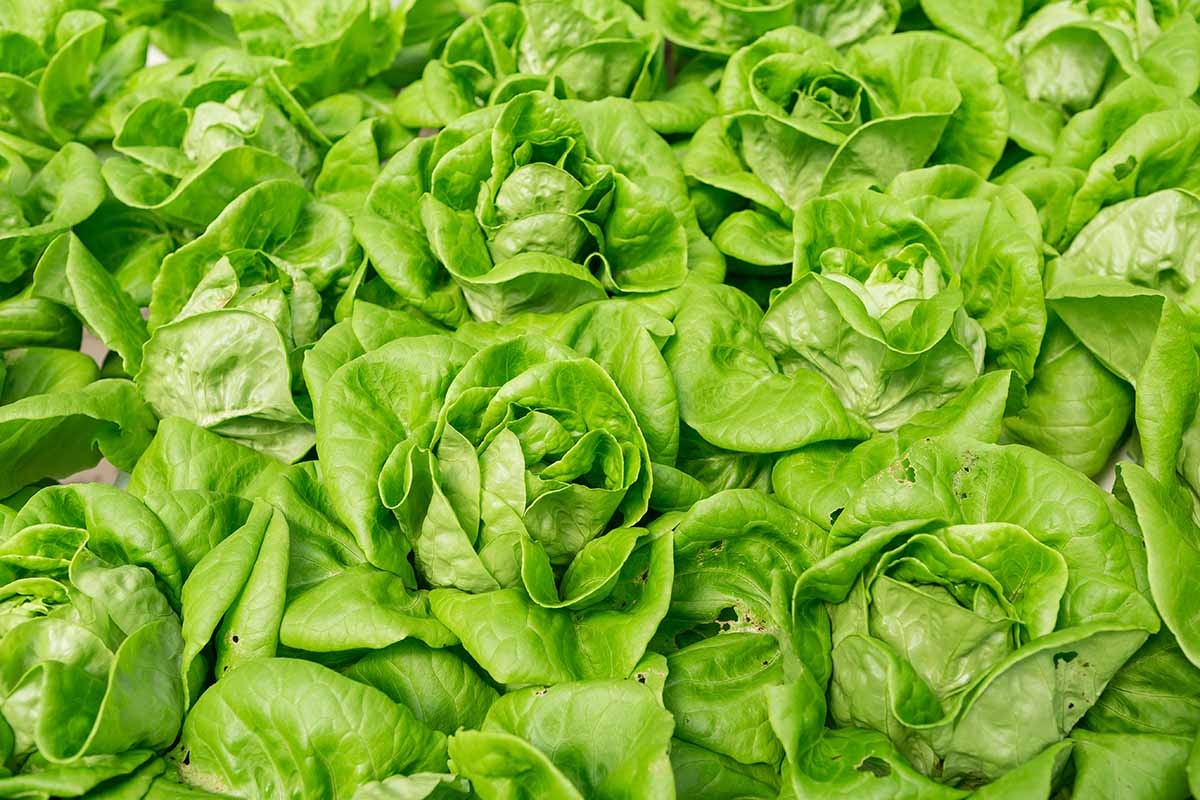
[
  {"x1": 684, "y1": 29, "x2": 1007, "y2": 271},
  {"x1": 214, "y1": 0, "x2": 431, "y2": 156},
  {"x1": 126, "y1": 417, "x2": 454, "y2": 695},
  {"x1": 1005, "y1": 0, "x2": 1176, "y2": 117},
  {"x1": 768, "y1": 192, "x2": 987, "y2": 432},
  {"x1": 124, "y1": 419, "x2": 482, "y2": 800},
  {"x1": 720, "y1": 166, "x2": 1043, "y2": 436},
  {"x1": 133, "y1": 179, "x2": 362, "y2": 462},
  {"x1": 972, "y1": 72, "x2": 1200, "y2": 477},
  {"x1": 1005, "y1": 189, "x2": 1200, "y2": 477},
  {"x1": 0, "y1": 5, "x2": 150, "y2": 152},
  {"x1": 395, "y1": 0, "x2": 713, "y2": 135},
  {"x1": 354, "y1": 90, "x2": 721, "y2": 326},
  {"x1": 1, "y1": 206, "x2": 157, "y2": 498},
  {"x1": 0, "y1": 485, "x2": 186, "y2": 796},
  {"x1": 1056, "y1": 99, "x2": 1200, "y2": 247},
  {"x1": 662, "y1": 175, "x2": 1036, "y2": 459},
  {"x1": 316, "y1": 333, "x2": 671, "y2": 684},
  {"x1": 216, "y1": 0, "x2": 412, "y2": 106},
  {"x1": 993, "y1": 57, "x2": 1200, "y2": 480},
  {"x1": 101, "y1": 66, "x2": 328, "y2": 229},
  {"x1": 789, "y1": 436, "x2": 1160, "y2": 787},
  {"x1": 897, "y1": 0, "x2": 1199, "y2": 151}
]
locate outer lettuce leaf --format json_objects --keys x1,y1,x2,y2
[
  {"x1": 0, "y1": 7, "x2": 150, "y2": 148},
  {"x1": 279, "y1": 563, "x2": 457, "y2": 654},
  {"x1": 1068, "y1": 730, "x2": 1191, "y2": 800},
  {"x1": 1004, "y1": 319, "x2": 1132, "y2": 477},
  {"x1": 663, "y1": 282, "x2": 871, "y2": 453},
  {"x1": 128, "y1": 417, "x2": 286, "y2": 502},
  {"x1": 449, "y1": 674, "x2": 674, "y2": 800},
  {"x1": 32, "y1": 233, "x2": 148, "y2": 374},
  {"x1": 773, "y1": 370, "x2": 1015, "y2": 529},
  {"x1": 178, "y1": 500, "x2": 289, "y2": 695},
  {"x1": 1122, "y1": 464, "x2": 1200, "y2": 669},
  {"x1": 344, "y1": 640, "x2": 498, "y2": 735},
  {"x1": 657, "y1": 490, "x2": 826, "y2": 772},
  {"x1": 0, "y1": 377, "x2": 157, "y2": 498},
  {"x1": 137, "y1": 309, "x2": 314, "y2": 463},
  {"x1": 174, "y1": 658, "x2": 447, "y2": 797},
  {"x1": 1083, "y1": 629, "x2": 1200, "y2": 737}
]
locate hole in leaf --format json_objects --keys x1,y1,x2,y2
[
  {"x1": 1113, "y1": 155, "x2": 1137, "y2": 180},
  {"x1": 856, "y1": 756, "x2": 892, "y2": 777},
  {"x1": 1054, "y1": 651, "x2": 1078, "y2": 665},
  {"x1": 231, "y1": 635, "x2": 239, "y2": 643},
  {"x1": 636, "y1": 673, "x2": 647, "y2": 684},
  {"x1": 829, "y1": 507, "x2": 843, "y2": 525}
]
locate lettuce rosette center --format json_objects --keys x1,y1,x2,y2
[
  {"x1": 379, "y1": 335, "x2": 651, "y2": 594},
  {"x1": 477, "y1": 126, "x2": 612, "y2": 268},
  {"x1": 762, "y1": 202, "x2": 986, "y2": 431},
  {"x1": 741, "y1": 44, "x2": 865, "y2": 131},
  {"x1": 414, "y1": 91, "x2": 688, "y2": 319}
]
